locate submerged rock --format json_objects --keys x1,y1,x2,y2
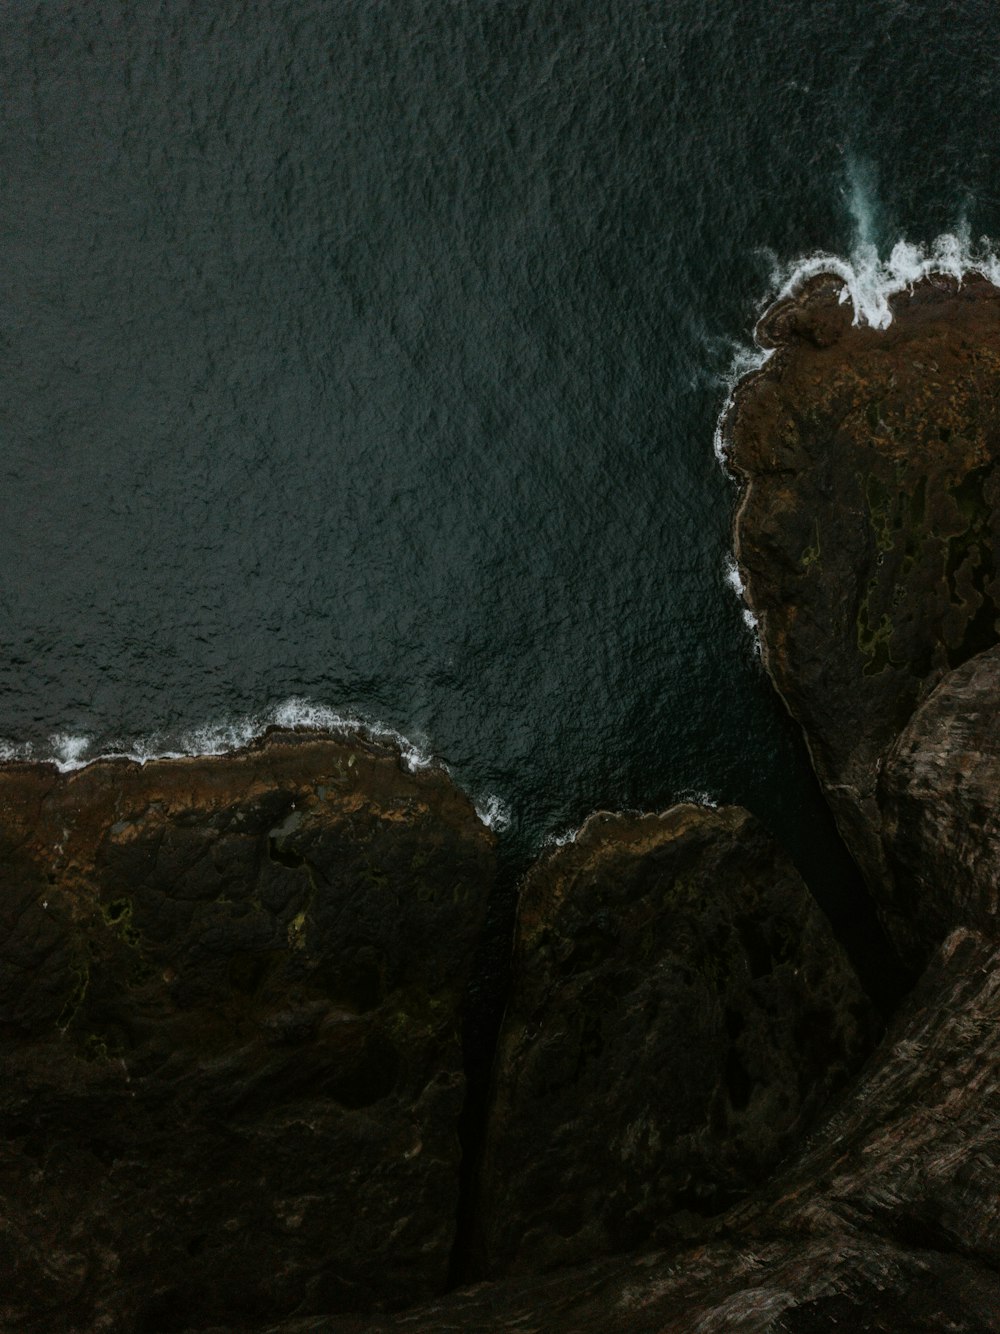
[
  {"x1": 726, "y1": 272, "x2": 1000, "y2": 965},
  {"x1": 0, "y1": 730, "x2": 494, "y2": 1330},
  {"x1": 476, "y1": 805, "x2": 873, "y2": 1276}
]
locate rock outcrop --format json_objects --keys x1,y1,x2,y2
[
  {"x1": 0, "y1": 731, "x2": 494, "y2": 1330},
  {"x1": 8, "y1": 272, "x2": 1000, "y2": 1333},
  {"x1": 725, "y1": 272, "x2": 1000, "y2": 966},
  {"x1": 305, "y1": 647, "x2": 1000, "y2": 1331},
  {"x1": 476, "y1": 805, "x2": 873, "y2": 1277},
  {"x1": 879, "y1": 642, "x2": 1000, "y2": 945}
]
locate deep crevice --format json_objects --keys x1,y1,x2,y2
[{"x1": 446, "y1": 851, "x2": 523, "y2": 1289}]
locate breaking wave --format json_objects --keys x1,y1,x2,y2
[
  {"x1": 0, "y1": 698, "x2": 518, "y2": 836},
  {"x1": 0, "y1": 697, "x2": 437, "y2": 776},
  {"x1": 770, "y1": 228, "x2": 1000, "y2": 332},
  {"x1": 714, "y1": 164, "x2": 1000, "y2": 644},
  {"x1": 715, "y1": 227, "x2": 1000, "y2": 474},
  {"x1": 474, "y1": 793, "x2": 513, "y2": 833},
  {"x1": 724, "y1": 555, "x2": 760, "y2": 651},
  {"x1": 772, "y1": 159, "x2": 1000, "y2": 330},
  {"x1": 540, "y1": 825, "x2": 580, "y2": 849}
]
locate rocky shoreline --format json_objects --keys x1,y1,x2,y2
[{"x1": 5, "y1": 272, "x2": 1000, "y2": 1330}]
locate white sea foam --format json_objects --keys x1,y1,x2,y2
[
  {"x1": 768, "y1": 227, "x2": 1000, "y2": 332},
  {"x1": 674, "y1": 789, "x2": 719, "y2": 809},
  {"x1": 50, "y1": 734, "x2": 93, "y2": 771},
  {"x1": 723, "y1": 554, "x2": 760, "y2": 650},
  {"x1": 540, "y1": 824, "x2": 580, "y2": 848},
  {"x1": 723, "y1": 555, "x2": 745, "y2": 600},
  {"x1": 0, "y1": 739, "x2": 34, "y2": 764},
  {"x1": 711, "y1": 343, "x2": 774, "y2": 469},
  {"x1": 4, "y1": 697, "x2": 438, "y2": 776},
  {"x1": 474, "y1": 793, "x2": 512, "y2": 833}
]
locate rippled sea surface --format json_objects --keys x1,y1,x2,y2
[{"x1": 5, "y1": 1, "x2": 1000, "y2": 957}]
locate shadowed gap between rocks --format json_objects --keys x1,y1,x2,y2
[
  {"x1": 448, "y1": 851, "x2": 523, "y2": 1287},
  {"x1": 742, "y1": 694, "x2": 916, "y2": 1017},
  {"x1": 446, "y1": 774, "x2": 913, "y2": 1291}
]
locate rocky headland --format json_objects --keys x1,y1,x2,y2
[{"x1": 5, "y1": 271, "x2": 1000, "y2": 1331}]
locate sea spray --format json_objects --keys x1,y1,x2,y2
[
  {"x1": 768, "y1": 228, "x2": 1000, "y2": 331},
  {"x1": 0, "y1": 697, "x2": 439, "y2": 776},
  {"x1": 765, "y1": 157, "x2": 1000, "y2": 330},
  {"x1": 474, "y1": 793, "x2": 513, "y2": 833},
  {"x1": 714, "y1": 223, "x2": 1000, "y2": 645},
  {"x1": 540, "y1": 825, "x2": 580, "y2": 849},
  {"x1": 843, "y1": 154, "x2": 882, "y2": 256},
  {"x1": 723, "y1": 555, "x2": 761, "y2": 652}
]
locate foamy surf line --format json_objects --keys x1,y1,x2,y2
[
  {"x1": 0, "y1": 699, "x2": 438, "y2": 774},
  {"x1": 771, "y1": 230, "x2": 1000, "y2": 332},
  {"x1": 0, "y1": 699, "x2": 516, "y2": 833},
  {"x1": 714, "y1": 229, "x2": 1000, "y2": 646},
  {"x1": 716, "y1": 229, "x2": 1000, "y2": 468}
]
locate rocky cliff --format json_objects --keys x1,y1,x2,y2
[
  {"x1": 477, "y1": 805, "x2": 872, "y2": 1277},
  {"x1": 724, "y1": 271, "x2": 1000, "y2": 967},
  {"x1": 0, "y1": 731, "x2": 494, "y2": 1329},
  {"x1": 319, "y1": 642, "x2": 1000, "y2": 1333},
  {"x1": 6, "y1": 272, "x2": 1000, "y2": 1332}
]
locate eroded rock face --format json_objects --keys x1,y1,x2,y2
[
  {"x1": 476, "y1": 805, "x2": 873, "y2": 1277},
  {"x1": 312, "y1": 923, "x2": 1000, "y2": 1333},
  {"x1": 726, "y1": 273, "x2": 1000, "y2": 964},
  {"x1": 0, "y1": 730, "x2": 494, "y2": 1331},
  {"x1": 880, "y1": 642, "x2": 1000, "y2": 946},
  {"x1": 308, "y1": 659, "x2": 1000, "y2": 1332}
]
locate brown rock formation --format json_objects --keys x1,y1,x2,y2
[
  {"x1": 880, "y1": 641, "x2": 1000, "y2": 948},
  {"x1": 9, "y1": 272, "x2": 1000, "y2": 1332},
  {"x1": 725, "y1": 272, "x2": 1000, "y2": 966},
  {"x1": 309, "y1": 648, "x2": 1000, "y2": 1331},
  {"x1": 476, "y1": 805, "x2": 873, "y2": 1277},
  {"x1": 0, "y1": 730, "x2": 494, "y2": 1330}
]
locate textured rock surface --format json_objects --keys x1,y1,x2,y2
[
  {"x1": 0, "y1": 730, "x2": 494, "y2": 1331},
  {"x1": 294, "y1": 925, "x2": 1000, "y2": 1334},
  {"x1": 880, "y1": 642, "x2": 1000, "y2": 945},
  {"x1": 8, "y1": 274, "x2": 1000, "y2": 1330},
  {"x1": 245, "y1": 282, "x2": 1000, "y2": 1330},
  {"x1": 726, "y1": 272, "x2": 1000, "y2": 964},
  {"x1": 476, "y1": 805, "x2": 874, "y2": 1276}
]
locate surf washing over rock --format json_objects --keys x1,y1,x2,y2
[
  {"x1": 715, "y1": 177, "x2": 1000, "y2": 648},
  {"x1": 0, "y1": 699, "x2": 522, "y2": 839},
  {"x1": 716, "y1": 226, "x2": 1000, "y2": 467},
  {"x1": 0, "y1": 698, "x2": 436, "y2": 775},
  {"x1": 770, "y1": 159, "x2": 1000, "y2": 330}
]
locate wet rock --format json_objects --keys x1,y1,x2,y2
[
  {"x1": 308, "y1": 923, "x2": 1000, "y2": 1333},
  {"x1": 880, "y1": 642, "x2": 1000, "y2": 945},
  {"x1": 0, "y1": 730, "x2": 494, "y2": 1331},
  {"x1": 475, "y1": 804, "x2": 873, "y2": 1276},
  {"x1": 726, "y1": 272, "x2": 1000, "y2": 965}
]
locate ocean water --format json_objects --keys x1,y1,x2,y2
[{"x1": 4, "y1": 1, "x2": 1000, "y2": 974}]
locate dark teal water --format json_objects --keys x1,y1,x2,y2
[{"x1": 4, "y1": 1, "x2": 1000, "y2": 961}]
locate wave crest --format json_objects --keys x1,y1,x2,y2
[
  {"x1": 0, "y1": 697, "x2": 437, "y2": 775},
  {"x1": 770, "y1": 229, "x2": 1000, "y2": 332}
]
